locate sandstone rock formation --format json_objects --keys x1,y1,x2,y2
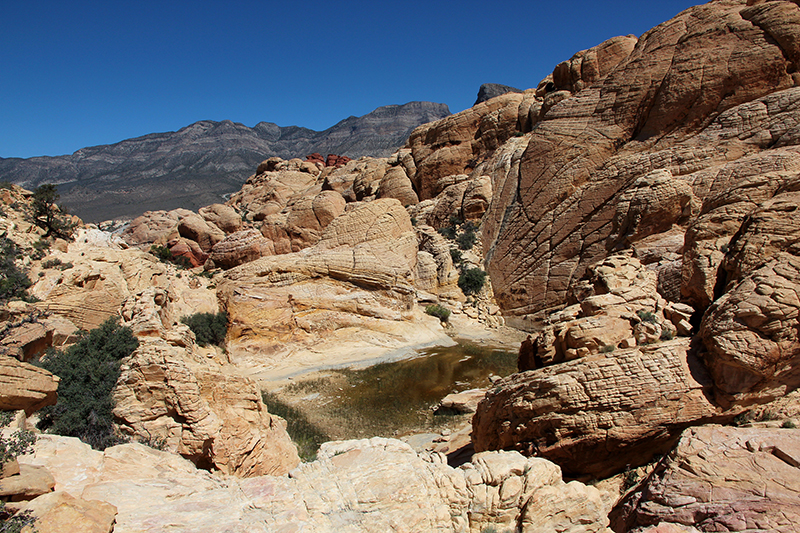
[
  {"x1": 21, "y1": 434, "x2": 611, "y2": 533},
  {"x1": 0, "y1": 356, "x2": 59, "y2": 415},
  {"x1": 611, "y1": 425, "x2": 800, "y2": 533},
  {"x1": 19, "y1": 491, "x2": 117, "y2": 533},
  {"x1": 113, "y1": 288, "x2": 300, "y2": 476},
  {"x1": 479, "y1": 0, "x2": 800, "y2": 324},
  {"x1": 217, "y1": 199, "x2": 457, "y2": 375},
  {"x1": 472, "y1": 338, "x2": 719, "y2": 478}
]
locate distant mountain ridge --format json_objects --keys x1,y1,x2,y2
[{"x1": 0, "y1": 101, "x2": 450, "y2": 222}]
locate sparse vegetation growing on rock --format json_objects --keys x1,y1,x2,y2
[
  {"x1": 181, "y1": 311, "x2": 228, "y2": 347},
  {"x1": 0, "y1": 236, "x2": 32, "y2": 303},
  {"x1": 636, "y1": 310, "x2": 658, "y2": 324},
  {"x1": 150, "y1": 245, "x2": 192, "y2": 269},
  {"x1": 425, "y1": 304, "x2": 451, "y2": 323},
  {"x1": 36, "y1": 318, "x2": 139, "y2": 450}
]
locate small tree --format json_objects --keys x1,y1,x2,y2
[{"x1": 30, "y1": 184, "x2": 74, "y2": 239}]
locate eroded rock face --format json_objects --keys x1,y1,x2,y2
[
  {"x1": 472, "y1": 338, "x2": 719, "y2": 478},
  {"x1": 217, "y1": 199, "x2": 448, "y2": 373},
  {"x1": 611, "y1": 425, "x2": 800, "y2": 533},
  {"x1": 113, "y1": 288, "x2": 300, "y2": 476},
  {"x1": 0, "y1": 356, "x2": 59, "y2": 415},
  {"x1": 700, "y1": 253, "x2": 800, "y2": 407},
  {"x1": 483, "y1": 0, "x2": 800, "y2": 322},
  {"x1": 21, "y1": 435, "x2": 611, "y2": 533}
]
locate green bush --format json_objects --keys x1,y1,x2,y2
[
  {"x1": 782, "y1": 420, "x2": 797, "y2": 429},
  {"x1": 458, "y1": 268, "x2": 487, "y2": 296},
  {"x1": 0, "y1": 236, "x2": 32, "y2": 303},
  {"x1": 599, "y1": 345, "x2": 615, "y2": 354},
  {"x1": 36, "y1": 318, "x2": 139, "y2": 450},
  {"x1": 449, "y1": 248, "x2": 463, "y2": 265},
  {"x1": 636, "y1": 310, "x2": 658, "y2": 324},
  {"x1": 660, "y1": 329, "x2": 675, "y2": 341},
  {"x1": 150, "y1": 245, "x2": 192, "y2": 269},
  {"x1": 425, "y1": 304, "x2": 451, "y2": 323},
  {"x1": 456, "y1": 229, "x2": 477, "y2": 250},
  {"x1": 437, "y1": 225, "x2": 456, "y2": 240},
  {"x1": 181, "y1": 312, "x2": 228, "y2": 347}
]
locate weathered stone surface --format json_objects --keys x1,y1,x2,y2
[
  {"x1": 0, "y1": 463, "x2": 55, "y2": 501},
  {"x1": 611, "y1": 425, "x2": 800, "y2": 533},
  {"x1": 700, "y1": 253, "x2": 800, "y2": 407},
  {"x1": 482, "y1": 0, "x2": 800, "y2": 322},
  {"x1": 218, "y1": 199, "x2": 452, "y2": 375},
  {"x1": 114, "y1": 289, "x2": 300, "y2": 476},
  {"x1": 552, "y1": 34, "x2": 638, "y2": 94},
  {"x1": 20, "y1": 491, "x2": 117, "y2": 533},
  {"x1": 437, "y1": 388, "x2": 486, "y2": 414},
  {"x1": 208, "y1": 229, "x2": 275, "y2": 269},
  {"x1": 525, "y1": 254, "x2": 682, "y2": 368},
  {"x1": 120, "y1": 209, "x2": 187, "y2": 247},
  {"x1": 407, "y1": 92, "x2": 529, "y2": 200},
  {"x1": 177, "y1": 214, "x2": 224, "y2": 253},
  {"x1": 0, "y1": 356, "x2": 59, "y2": 415},
  {"x1": 30, "y1": 244, "x2": 168, "y2": 331},
  {"x1": 0, "y1": 322, "x2": 53, "y2": 361},
  {"x1": 20, "y1": 435, "x2": 610, "y2": 533},
  {"x1": 198, "y1": 203, "x2": 241, "y2": 234},
  {"x1": 472, "y1": 338, "x2": 719, "y2": 478},
  {"x1": 377, "y1": 166, "x2": 419, "y2": 205}
]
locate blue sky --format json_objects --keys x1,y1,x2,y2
[{"x1": 1, "y1": 1, "x2": 699, "y2": 159}]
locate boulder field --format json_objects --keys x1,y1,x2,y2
[{"x1": 1, "y1": 0, "x2": 800, "y2": 531}]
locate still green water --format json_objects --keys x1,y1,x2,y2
[{"x1": 307, "y1": 340, "x2": 518, "y2": 439}]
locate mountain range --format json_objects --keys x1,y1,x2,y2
[{"x1": 0, "y1": 101, "x2": 450, "y2": 222}]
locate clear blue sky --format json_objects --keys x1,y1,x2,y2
[{"x1": 1, "y1": 1, "x2": 699, "y2": 159}]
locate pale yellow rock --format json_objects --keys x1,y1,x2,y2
[{"x1": 20, "y1": 491, "x2": 116, "y2": 533}]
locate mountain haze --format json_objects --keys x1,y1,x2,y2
[{"x1": 0, "y1": 101, "x2": 450, "y2": 222}]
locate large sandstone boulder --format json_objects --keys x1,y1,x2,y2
[
  {"x1": 611, "y1": 425, "x2": 800, "y2": 533},
  {"x1": 472, "y1": 338, "x2": 719, "y2": 478},
  {"x1": 197, "y1": 203, "x2": 241, "y2": 234},
  {"x1": 482, "y1": 0, "x2": 800, "y2": 323},
  {"x1": 19, "y1": 491, "x2": 117, "y2": 533}
]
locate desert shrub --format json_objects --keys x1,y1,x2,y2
[
  {"x1": 261, "y1": 391, "x2": 328, "y2": 462},
  {"x1": 150, "y1": 245, "x2": 192, "y2": 269},
  {"x1": 425, "y1": 304, "x2": 451, "y2": 323},
  {"x1": 0, "y1": 236, "x2": 32, "y2": 302},
  {"x1": 437, "y1": 225, "x2": 457, "y2": 240},
  {"x1": 36, "y1": 318, "x2": 138, "y2": 450},
  {"x1": 449, "y1": 248, "x2": 463, "y2": 265},
  {"x1": 599, "y1": 345, "x2": 615, "y2": 354},
  {"x1": 782, "y1": 420, "x2": 796, "y2": 429},
  {"x1": 660, "y1": 329, "x2": 675, "y2": 341},
  {"x1": 456, "y1": 229, "x2": 477, "y2": 250},
  {"x1": 181, "y1": 312, "x2": 228, "y2": 347},
  {"x1": 636, "y1": 310, "x2": 658, "y2": 324},
  {"x1": 458, "y1": 268, "x2": 487, "y2": 296},
  {"x1": 31, "y1": 239, "x2": 50, "y2": 260}
]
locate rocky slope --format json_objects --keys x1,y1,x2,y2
[{"x1": 0, "y1": 102, "x2": 450, "y2": 222}]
